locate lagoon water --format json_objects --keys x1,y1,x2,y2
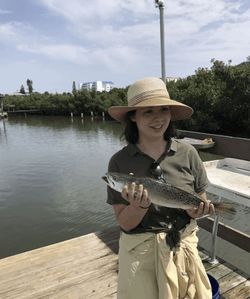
[{"x1": 0, "y1": 116, "x2": 249, "y2": 274}]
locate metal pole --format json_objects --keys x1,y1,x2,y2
[
  {"x1": 159, "y1": 5, "x2": 166, "y2": 83},
  {"x1": 155, "y1": 0, "x2": 166, "y2": 83},
  {"x1": 208, "y1": 196, "x2": 220, "y2": 265}
]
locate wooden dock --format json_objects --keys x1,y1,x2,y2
[{"x1": 0, "y1": 227, "x2": 249, "y2": 299}]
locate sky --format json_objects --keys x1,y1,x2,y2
[{"x1": 0, "y1": 0, "x2": 249, "y2": 94}]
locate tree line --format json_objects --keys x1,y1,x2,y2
[{"x1": 4, "y1": 58, "x2": 250, "y2": 137}]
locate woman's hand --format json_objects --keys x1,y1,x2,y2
[
  {"x1": 121, "y1": 182, "x2": 151, "y2": 209},
  {"x1": 113, "y1": 183, "x2": 151, "y2": 232},
  {"x1": 186, "y1": 201, "x2": 215, "y2": 218},
  {"x1": 186, "y1": 191, "x2": 215, "y2": 219}
]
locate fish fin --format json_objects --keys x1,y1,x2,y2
[{"x1": 213, "y1": 202, "x2": 237, "y2": 220}]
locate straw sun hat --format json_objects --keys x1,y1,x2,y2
[{"x1": 108, "y1": 77, "x2": 193, "y2": 122}]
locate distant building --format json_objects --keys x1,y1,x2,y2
[
  {"x1": 166, "y1": 76, "x2": 180, "y2": 83},
  {"x1": 79, "y1": 81, "x2": 114, "y2": 92},
  {"x1": 5, "y1": 91, "x2": 29, "y2": 96}
]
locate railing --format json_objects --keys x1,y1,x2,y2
[
  {"x1": 178, "y1": 130, "x2": 250, "y2": 263},
  {"x1": 197, "y1": 217, "x2": 250, "y2": 253},
  {"x1": 177, "y1": 129, "x2": 250, "y2": 161},
  {"x1": 7, "y1": 109, "x2": 40, "y2": 113}
]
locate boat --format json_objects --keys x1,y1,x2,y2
[
  {"x1": 198, "y1": 157, "x2": 250, "y2": 273},
  {"x1": 177, "y1": 137, "x2": 215, "y2": 149},
  {"x1": 204, "y1": 158, "x2": 250, "y2": 203}
]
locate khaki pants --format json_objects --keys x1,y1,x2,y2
[{"x1": 117, "y1": 220, "x2": 212, "y2": 299}]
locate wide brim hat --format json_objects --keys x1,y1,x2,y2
[{"x1": 108, "y1": 77, "x2": 193, "y2": 122}]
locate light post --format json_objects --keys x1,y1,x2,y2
[{"x1": 155, "y1": 0, "x2": 166, "y2": 83}]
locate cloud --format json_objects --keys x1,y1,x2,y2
[
  {"x1": 36, "y1": 0, "x2": 249, "y2": 57},
  {"x1": 0, "y1": 1, "x2": 160, "y2": 73},
  {"x1": 0, "y1": 9, "x2": 12, "y2": 14},
  {"x1": 39, "y1": 0, "x2": 154, "y2": 24},
  {"x1": 1, "y1": 0, "x2": 249, "y2": 92},
  {"x1": 160, "y1": 0, "x2": 250, "y2": 75},
  {"x1": 0, "y1": 22, "x2": 43, "y2": 45},
  {"x1": 0, "y1": 22, "x2": 18, "y2": 40},
  {"x1": 17, "y1": 43, "x2": 88, "y2": 63},
  {"x1": 16, "y1": 42, "x2": 143, "y2": 74}
]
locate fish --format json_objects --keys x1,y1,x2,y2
[{"x1": 102, "y1": 172, "x2": 236, "y2": 220}]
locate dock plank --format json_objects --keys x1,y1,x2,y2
[
  {"x1": 207, "y1": 263, "x2": 234, "y2": 279},
  {"x1": 0, "y1": 232, "x2": 118, "y2": 299},
  {"x1": 218, "y1": 271, "x2": 248, "y2": 294},
  {"x1": 0, "y1": 227, "x2": 248, "y2": 299},
  {"x1": 221, "y1": 280, "x2": 250, "y2": 299}
]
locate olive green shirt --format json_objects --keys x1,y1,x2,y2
[{"x1": 106, "y1": 139, "x2": 208, "y2": 233}]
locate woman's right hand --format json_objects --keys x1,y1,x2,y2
[{"x1": 121, "y1": 182, "x2": 151, "y2": 209}]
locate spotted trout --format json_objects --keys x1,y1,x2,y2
[{"x1": 102, "y1": 172, "x2": 236, "y2": 219}]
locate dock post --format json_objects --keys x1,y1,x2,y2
[
  {"x1": 81, "y1": 113, "x2": 84, "y2": 119},
  {"x1": 71, "y1": 112, "x2": 73, "y2": 118},
  {"x1": 91, "y1": 111, "x2": 94, "y2": 120},
  {"x1": 102, "y1": 112, "x2": 105, "y2": 120}
]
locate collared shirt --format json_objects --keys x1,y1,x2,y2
[{"x1": 106, "y1": 139, "x2": 208, "y2": 235}]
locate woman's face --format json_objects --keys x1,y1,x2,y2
[{"x1": 131, "y1": 106, "x2": 171, "y2": 140}]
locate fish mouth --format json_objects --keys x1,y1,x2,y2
[{"x1": 102, "y1": 175, "x2": 108, "y2": 184}]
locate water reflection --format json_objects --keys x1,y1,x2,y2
[
  {"x1": 6, "y1": 115, "x2": 121, "y2": 135},
  {"x1": 0, "y1": 119, "x2": 8, "y2": 144}
]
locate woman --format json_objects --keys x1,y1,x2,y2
[{"x1": 106, "y1": 77, "x2": 214, "y2": 299}]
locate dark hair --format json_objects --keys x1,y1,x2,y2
[{"x1": 122, "y1": 110, "x2": 176, "y2": 144}]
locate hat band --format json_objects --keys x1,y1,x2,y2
[{"x1": 129, "y1": 89, "x2": 170, "y2": 107}]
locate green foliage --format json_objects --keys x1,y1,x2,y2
[
  {"x1": 72, "y1": 81, "x2": 77, "y2": 95},
  {"x1": 20, "y1": 85, "x2": 26, "y2": 94},
  {"x1": 4, "y1": 59, "x2": 249, "y2": 137},
  {"x1": 26, "y1": 79, "x2": 33, "y2": 94},
  {"x1": 167, "y1": 58, "x2": 250, "y2": 137}
]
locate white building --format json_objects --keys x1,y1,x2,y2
[
  {"x1": 166, "y1": 76, "x2": 180, "y2": 83},
  {"x1": 79, "y1": 81, "x2": 114, "y2": 92}
]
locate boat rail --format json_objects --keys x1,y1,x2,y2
[
  {"x1": 184, "y1": 131, "x2": 250, "y2": 265},
  {"x1": 198, "y1": 217, "x2": 250, "y2": 253},
  {"x1": 177, "y1": 129, "x2": 250, "y2": 160}
]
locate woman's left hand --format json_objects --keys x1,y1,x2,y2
[
  {"x1": 186, "y1": 201, "x2": 215, "y2": 219},
  {"x1": 186, "y1": 191, "x2": 215, "y2": 219}
]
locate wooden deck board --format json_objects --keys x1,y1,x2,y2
[
  {"x1": 0, "y1": 227, "x2": 249, "y2": 298},
  {"x1": 206, "y1": 263, "x2": 234, "y2": 279},
  {"x1": 221, "y1": 280, "x2": 250, "y2": 299},
  {"x1": 217, "y1": 271, "x2": 248, "y2": 294}
]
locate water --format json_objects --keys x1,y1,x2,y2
[
  {"x1": 0, "y1": 116, "x2": 249, "y2": 273},
  {"x1": 0, "y1": 116, "x2": 124, "y2": 257}
]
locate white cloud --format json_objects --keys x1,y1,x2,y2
[
  {"x1": 0, "y1": 0, "x2": 249, "y2": 92},
  {"x1": 39, "y1": 0, "x2": 154, "y2": 23},
  {"x1": 17, "y1": 43, "x2": 88, "y2": 63},
  {"x1": 161, "y1": 0, "x2": 250, "y2": 75},
  {"x1": 0, "y1": 22, "x2": 18, "y2": 40},
  {"x1": 0, "y1": 9, "x2": 12, "y2": 14}
]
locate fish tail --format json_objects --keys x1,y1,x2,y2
[{"x1": 213, "y1": 202, "x2": 237, "y2": 220}]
